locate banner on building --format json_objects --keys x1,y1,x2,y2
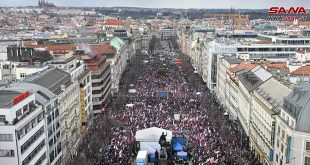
[{"x1": 80, "y1": 87, "x2": 86, "y2": 125}]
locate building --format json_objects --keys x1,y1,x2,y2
[
  {"x1": 0, "y1": 61, "x2": 20, "y2": 81},
  {"x1": 24, "y1": 67, "x2": 73, "y2": 165},
  {"x1": 0, "y1": 89, "x2": 47, "y2": 165},
  {"x1": 7, "y1": 45, "x2": 52, "y2": 63},
  {"x1": 274, "y1": 83, "x2": 310, "y2": 165},
  {"x1": 76, "y1": 44, "x2": 112, "y2": 113},
  {"x1": 250, "y1": 78, "x2": 291, "y2": 164},
  {"x1": 50, "y1": 54, "x2": 87, "y2": 164},
  {"x1": 132, "y1": 25, "x2": 151, "y2": 52},
  {"x1": 15, "y1": 64, "x2": 48, "y2": 80},
  {"x1": 38, "y1": 0, "x2": 56, "y2": 8},
  {"x1": 109, "y1": 37, "x2": 128, "y2": 95},
  {"x1": 225, "y1": 62, "x2": 256, "y2": 121},
  {"x1": 216, "y1": 56, "x2": 241, "y2": 108},
  {"x1": 161, "y1": 26, "x2": 174, "y2": 40}
]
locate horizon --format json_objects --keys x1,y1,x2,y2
[{"x1": 1, "y1": 0, "x2": 310, "y2": 9}]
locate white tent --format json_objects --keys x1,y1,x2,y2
[{"x1": 135, "y1": 127, "x2": 173, "y2": 143}]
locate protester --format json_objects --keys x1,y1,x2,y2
[{"x1": 78, "y1": 41, "x2": 259, "y2": 165}]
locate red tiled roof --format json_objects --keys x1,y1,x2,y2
[
  {"x1": 297, "y1": 50, "x2": 309, "y2": 54},
  {"x1": 266, "y1": 63, "x2": 289, "y2": 73},
  {"x1": 104, "y1": 19, "x2": 123, "y2": 26},
  {"x1": 229, "y1": 62, "x2": 256, "y2": 73},
  {"x1": 267, "y1": 63, "x2": 287, "y2": 69},
  {"x1": 291, "y1": 66, "x2": 310, "y2": 75},
  {"x1": 89, "y1": 44, "x2": 115, "y2": 55},
  {"x1": 233, "y1": 17, "x2": 250, "y2": 24}
]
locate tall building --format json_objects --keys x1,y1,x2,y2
[
  {"x1": 161, "y1": 26, "x2": 174, "y2": 40},
  {"x1": 24, "y1": 67, "x2": 72, "y2": 165},
  {"x1": 0, "y1": 89, "x2": 47, "y2": 165},
  {"x1": 109, "y1": 37, "x2": 128, "y2": 95},
  {"x1": 274, "y1": 83, "x2": 310, "y2": 165},
  {"x1": 76, "y1": 45, "x2": 112, "y2": 113}
]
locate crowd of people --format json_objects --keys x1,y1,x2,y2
[{"x1": 78, "y1": 40, "x2": 260, "y2": 165}]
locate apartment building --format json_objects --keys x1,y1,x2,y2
[
  {"x1": 0, "y1": 89, "x2": 47, "y2": 165},
  {"x1": 250, "y1": 78, "x2": 291, "y2": 165},
  {"x1": 50, "y1": 55, "x2": 84, "y2": 164},
  {"x1": 161, "y1": 26, "x2": 174, "y2": 40},
  {"x1": 24, "y1": 67, "x2": 72, "y2": 165},
  {"x1": 225, "y1": 62, "x2": 256, "y2": 120},
  {"x1": 274, "y1": 83, "x2": 310, "y2": 165},
  {"x1": 216, "y1": 56, "x2": 240, "y2": 109},
  {"x1": 109, "y1": 37, "x2": 127, "y2": 95},
  {"x1": 77, "y1": 45, "x2": 112, "y2": 113}
]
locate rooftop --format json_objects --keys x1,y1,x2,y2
[
  {"x1": 104, "y1": 19, "x2": 123, "y2": 26},
  {"x1": 238, "y1": 66, "x2": 272, "y2": 92},
  {"x1": 291, "y1": 65, "x2": 310, "y2": 75},
  {"x1": 229, "y1": 62, "x2": 256, "y2": 73},
  {"x1": 0, "y1": 90, "x2": 21, "y2": 108},
  {"x1": 223, "y1": 56, "x2": 241, "y2": 65},
  {"x1": 24, "y1": 67, "x2": 71, "y2": 95},
  {"x1": 284, "y1": 83, "x2": 310, "y2": 133}
]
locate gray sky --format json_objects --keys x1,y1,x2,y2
[{"x1": 1, "y1": 0, "x2": 310, "y2": 9}]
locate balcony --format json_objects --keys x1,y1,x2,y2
[{"x1": 13, "y1": 103, "x2": 39, "y2": 125}]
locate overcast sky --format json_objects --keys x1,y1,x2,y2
[{"x1": 1, "y1": 0, "x2": 309, "y2": 9}]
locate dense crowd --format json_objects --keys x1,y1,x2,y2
[{"x1": 79, "y1": 40, "x2": 260, "y2": 165}]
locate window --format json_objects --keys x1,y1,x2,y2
[
  {"x1": 0, "y1": 115, "x2": 6, "y2": 123},
  {"x1": 305, "y1": 157, "x2": 310, "y2": 165},
  {"x1": 282, "y1": 130, "x2": 286, "y2": 140},
  {"x1": 306, "y1": 142, "x2": 310, "y2": 151},
  {"x1": 49, "y1": 139, "x2": 53, "y2": 147},
  {"x1": 16, "y1": 109, "x2": 22, "y2": 117},
  {"x1": 21, "y1": 127, "x2": 44, "y2": 154},
  {"x1": 291, "y1": 120, "x2": 295, "y2": 127},
  {"x1": 281, "y1": 144, "x2": 284, "y2": 153},
  {"x1": 34, "y1": 153, "x2": 46, "y2": 165},
  {"x1": 22, "y1": 140, "x2": 45, "y2": 165},
  {"x1": 20, "y1": 73, "x2": 27, "y2": 78},
  {"x1": 0, "y1": 150, "x2": 14, "y2": 157},
  {"x1": 0, "y1": 134, "x2": 13, "y2": 141}
]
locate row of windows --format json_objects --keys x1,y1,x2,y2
[
  {"x1": 0, "y1": 134, "x2": 13, "y2": 142},
  {"x1": 92, "y1": 78, "x2": 111, "y2": 95},
  {"x1": 34, "y1": 153, "x2": 46, "y2": 165},
  {"x1": 21, "y1": 127, "x2": 44, "y2": 154},
  {"x1": 17, "y1": 112, "x2": 44, "y2": 140},
  {"x1": 22, "y1": 140, "x2": 45, "y2": 165},
  {"x1": 306, "y1": 157, "x2": 310, "y2": 165},
  {"x1": 49, "y1": 142, "x2": 62, "y2": 164},
  {"x1": 92, "y1": 72, "x2": 111, "y2": 87},
  {"x1": 91, "y1": 65, "x2": 110, "y2": 79},
  {"x1": 237, "y1": 47, "x2": 297, "y2": 52},
  {"x1": 47, "y1": 109, "x2": 59, "y2": 125},
  {"x1": 0, "y1": 150, "x2": 14, "y2": 157}
]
